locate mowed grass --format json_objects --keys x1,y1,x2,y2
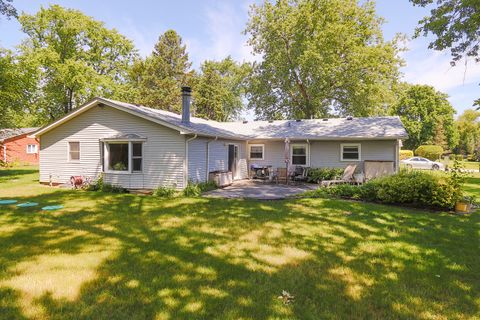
[{"x1": 0, "y1": 167, "x2": 479, "y2": 320}]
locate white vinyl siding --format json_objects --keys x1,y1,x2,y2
[
  {"x1": 247, "y1": 140, "x2": 396, "y2": 171},
  {"x1": 40, "y1": 104, "x2": 185, "y2": 189}
]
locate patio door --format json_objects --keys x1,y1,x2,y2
[{"x1": 228, "y1": 144, "x2": 239, "y2": 178}]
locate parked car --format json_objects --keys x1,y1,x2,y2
[{"x1": 401, "y1": 157, "x2": 444, "y2": 170}]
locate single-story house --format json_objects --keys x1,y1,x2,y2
[
  {"x1": 0, "y1": 127, "x2": 40, "y2": 165},
  {"x1": 31, "y1": 87, "x2": 408, "y2": 189}
]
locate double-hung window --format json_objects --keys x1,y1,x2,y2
[
  {"x1": 341, "y1": 143, "x2": 361, "y2": 161},
  {"x1": 104, "y1": 140, "x2": 144, "y2": 173},
  {"x1": 26, "y1": 144, "x2": 38, "y2": 154},
  {"x1": 291, "y1": 144, "x2": 308, "y2": 166},
  {"x1": 68, "y1": 142, "x2": 80, "y2": 161},
  {"x1": 249, "y1": 144, "x2": 264, "y2": 160}
]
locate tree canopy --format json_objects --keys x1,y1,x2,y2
[
  {"x1": 193, "y1": 57, "x2": 251, "y2": 121},
  {"x1": 410, "y1": 0, "x2": 480, "y2": 107},
  {"x1": 18, "y1": 5, "x2": 136, "y2": 122},
  {"x1": 455, "y1": 109, "x2": 480, "y2": 155},
  {"x1": 128, "y1": 30, "x2": 194, "y2": 113},
  {"x1": 245, "y1": 0, "x2": 403, "y2": 120},
  {"x1": 391, "y1": 84, "x2": 458, "y2": 150},
  {"x1": 0, "y1": 0, "x2": 17, "y2": 19}
]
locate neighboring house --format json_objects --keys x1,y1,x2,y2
[
  {"x1": 0, "y1": 128, "x2": 40, "y2": 165},
  {"x1": 31, "y1": 87, "x2": 408, "y2": 189}
]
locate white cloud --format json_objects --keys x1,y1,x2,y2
[
  {"x1": 402, "y1": 44, "x2": 480, "y2": 91},
  {"x1": 186, "y1": 1, "x2": 258, "y2": 68}
]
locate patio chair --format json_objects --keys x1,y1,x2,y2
[
  {"x1": 291, "y1": 166, "x2": 310, "y2": 183},
  {"x1": 320, "y1": 164, "x2": 357, "y2": 187},
  {"x1": 276, "y1": 167, "x2": 288, "y2": 184}
]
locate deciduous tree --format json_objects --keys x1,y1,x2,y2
[
  {"x1": 18, "y1": 5, "x2": 136, "y2": 122},
  {"x1": 245, "y1": 0, "x2": 403, "y2": 120},
  {"x1": 391, "y1": 84, "x2": 458, "y2": 150},
  {"x1": 455, "y1": 109, "x2": 480, "y2": 155},
  {"x1": 193, "y1": 57, "x2": 251, "y2": 121}
]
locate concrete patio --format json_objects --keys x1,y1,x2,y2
[{"x1": 203, "y1": 179, "x2": 318, "y2": 200}]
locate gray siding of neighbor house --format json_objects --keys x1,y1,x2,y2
[
  {"x1": 188, "y1": 138, "x2": 248, "y2": 182},
  {"x1": 39, "y1": 105, "x2": 186, "y2": 189},
  {"x1": 247, "y1": 140, "x2": 397, "y2": 172}
]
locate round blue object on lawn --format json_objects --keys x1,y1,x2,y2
[
  {"x1": 0, "y1": 200, "x2": 18, "y2": 205},
  {"x1": 17, "y1": 202, "x2": 39, "y2": 208},
  {"x1": 41, "y1": 205, "x2": 64, "y2": 211}
]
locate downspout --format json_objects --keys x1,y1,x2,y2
[
  {"x1": 306, "y1": 139, "x2": 311, "y2": 167},
  {"x1": 185, "y1": 134, "x2": 198, "y2": 188},
  {"x1": 2, "y1": 144, "x2": 6, "y2": 162},
  {"x1": 206, "y1": 136, "x2": 218, "y2": 181}
]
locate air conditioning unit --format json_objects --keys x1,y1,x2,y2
[{"x1": 208, "y1": 170, "x2": 233, "y2": 187}]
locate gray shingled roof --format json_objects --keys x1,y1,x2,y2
[
  {"x1": 101, "y1": 98, "x2": 408, "y2": 140},
  {"x1": 0, "y1": 127, "x2": 39, "y2": 142}
]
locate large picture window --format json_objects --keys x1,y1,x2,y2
[
  {"x1": 108, "y1": 143, "x2": 129, "y2": 171},
  {"x1": 249, "y1": 144, "x2": 264, "y2": 160},
  {"x1": 341, "y1": 143, "x2": 361, "y2": 161},
  {"x1": 291, "y1": 144, "x2": 308, "y2": 165},
  {"x1": 105, "y1": 141, "x2": 143, "y2": 173}
]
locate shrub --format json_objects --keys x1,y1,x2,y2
[
  {"x1": 399, "y1": 150, "x2": 414, "y2": 160},
  {"x1": 86, "y1": 176, "x2": 128, "y2": 193},
  {"x1": 307, "y1": 168, "x2": 344, "y2": 183},
  {"x1": 153, "y1": 185, "x2": 177, "y2": 198},
  {"x1": 415, "y1": 145, "x2": 443, "y2": 161},
  {"x1": 455, "y1": 154, "x2": 464, "y2": 161},
  {"x1": 303, "y1": 169, "x2": 461, "y2": 210},
  {"x1": 183, "y1": 180, "x2": 218, "y2": 197}
]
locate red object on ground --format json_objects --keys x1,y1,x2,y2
[{"x1": 70, "y1": 176, "x2": 83, "y2": 188}]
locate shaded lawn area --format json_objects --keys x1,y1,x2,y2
[{"x1": 0, "y1": 167, "x2": 479, "y2": 319}]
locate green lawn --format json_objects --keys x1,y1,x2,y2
[{"x1": 0, "y1": 167, "x2": 479, "y2": 320}]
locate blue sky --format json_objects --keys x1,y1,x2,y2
[{"x1": 1, "y1": 0, "x2": 479, "y2": 118}]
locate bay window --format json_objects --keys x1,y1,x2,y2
[{"x1": 104, "y1": 140, "x2": 144, "y2": 173}]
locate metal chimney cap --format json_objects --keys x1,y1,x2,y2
[{"x1": 181, "y1": 86, "x2": 192, "y2": 93}]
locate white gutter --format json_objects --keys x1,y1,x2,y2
[
  {"x1": 184, "y1": 134, "x2": 198, "y2": 188},
  {"x1": 206, "y1": 136, "x2": 218, "y2": 181},
  {"x1": 3, "y1": 144, "x2": 6, "y2": 162}
]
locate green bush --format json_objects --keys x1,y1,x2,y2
[
  {"x1": 399, "y1": 150, "x2": 414, "y2": 160},
  {"x1": 415, "y1": 145, "x2": 443, "y2": 161},
  {"x1": 183, "y1": 180, "x2": 218, "y2": 197},
  {"x1": 153, "y1": 186, "x2": 177, "y2": 198},
  {"x1": 86, "y1": 176, "x2": 128, "y2": 193},
  {"x1": 307, "y1": 168, "x2": 344, "y2": 183},
  {"x1": 304, "y1": 170, "x2": 460, "y2": 210},
  {"x1": 455, "y1": 154, "x2": 464, "y2": 161}
]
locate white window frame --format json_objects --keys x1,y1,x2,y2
[
  {"x1": 68, "y1": 141, "x2": 80, "y2": 162},
  {"x1": 26, "y1": 144, "x2": 38, "y2": 154},
  {"x1": 103, "y1": 140, "x2": 144, "y2": 174},
  {"x1": 291, "y1": 143, "x2": 309, "y2": 166},
  {"x1": 340, "y1": 143, "x2": 361, "y2": 162},
  {"x1": 248, "y1": 144, "x2": 265, "y2": 160}
]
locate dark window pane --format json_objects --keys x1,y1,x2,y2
[
  {"x1": 109, "y1": 143, "x2": 128, "y2": 171},
  {"x1": 133, "y1": 143, "x2": 142, "y2": 156},
  {"x1": 292, "y1": 155, "x2": 306, "y2": 165},
  {"x1": 133, "y1": 158, "x2": 142, "y2": 172},
  {"x1": 292, "y1": 147, "x2": 306, "y2": 155},
  {"x1": 343, "y1": 147, "x2": 358, "y2": 153},
  {"x1": 342, "y1": 152, "x2": 359, "y2": 160}
]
